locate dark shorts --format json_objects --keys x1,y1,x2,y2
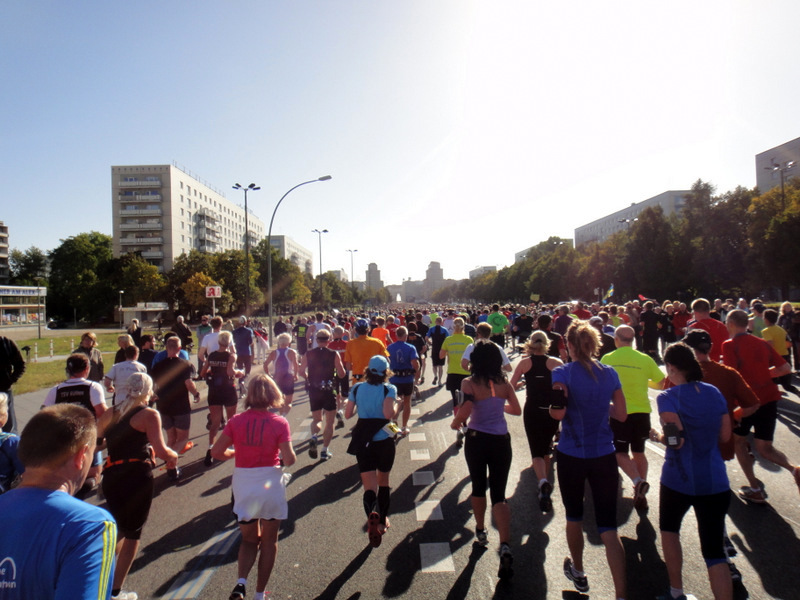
[
  {"x1": 393, "y1": 382, "x2": 414, "y2": 397},
  {"x1": 431, "y1": 353, "x2": 446, "y2": 367},
  {"x1": 236, "y1": 354, "x2": 253, "y2": 376},
  {"x1": 274, "y1": 373, "x2": 295, "y2": 396},
  {"x1": 102, "y1": 462, "x2": 154, "y2": 540},
  {"x1": 446, "y1": 374, "x2": 469, "y2": 405},
  {"x1": 556, "y1": 450, "x2": 619, "y2": 532},
  {"x1": 733, "y1": 401, "x2": 778, "y2": 442},
  {"x1": 208, "y1": 384, "x2": 238, "y2": 407},
  {"x1": 490, "y1": 334, "x2": 505, "y2": 347},
  {"x1": 356, "y1": 437, "x2": 396, "y2": 473},
  {"x1": 333, "y1": 375, "x2": 350, "y2": 397},
  {"x1": 659, "y1": 484, "x2": 730, "y2": 566},
  {"x1": 523, "y1": 403, "x2": 560, "y2": 459},
  {"x1": 161, "y1": 413, "x2": 191, "y2": 431},
  {"x1": 611, "y1": 413, "x2": 651, "y2": 454},
  {"x1": 309, "y1": 388, "x2": 337, "y2": 412}
]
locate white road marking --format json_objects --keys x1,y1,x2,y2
[
  {"x1": 410, "y1": 448, "x2": 431, "y2": 461},
  {"x1": 419, "y1": 542, "x2": 455, "y2": 572},
  {"x1": 413, "y1": 470, "x2": 435, "y2": 486},
  {"x1": 408, "y1": 433, "x2": 426, "y2": 443},
  {"x1": 415, "y1": 500, "x2": 443, "y2": 521}
]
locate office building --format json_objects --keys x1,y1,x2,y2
[
  {"x1": 574, "y1": 190, "x2": 689, "y2": 247},
  {"x1": 469, "y1": 266, "x2": 496, "y2": 279},
  {"x1": 269, "y1": 235, "x2": 313, "y2": 275},
  {"x1": 111, "y1": 164, "x2": 266, "y2": 271},
  {"x1": 366, "y1": 263, "x2": 384, "y2": 290},
  {"x1": 755, "y1": 136, "x2": 799, "y2": 193}
]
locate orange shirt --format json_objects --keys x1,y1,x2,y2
[
  {"x1": 370, "y1": 327, "x2": 391, "y2": 347},
  {"x1": 343, "y1": 335, "x2": 389, "y2": 376}
]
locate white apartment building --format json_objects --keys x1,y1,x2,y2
[
  {"x1": 111, "y1": 164, "x2": 266, "y2": 271},
  {"x1": 755, "y1": 136, "x2": 799, "y2": 193},
  {"x1": 469, "y1": 265, "x2": 496, "y2": 279},
  {"x1": 268, "y1": 235, "x2": 313, "y2": 275}
]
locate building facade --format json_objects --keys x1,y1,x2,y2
[
  {"x1": 0, "y1": 284, "x2": 46, "y2": 326},
  {"x1": 268, "y1": 235, "x2": 313, "y2": 275},
  {"x1": 573, "y1": 190, "x2": 689, "y2": 247},
  {"x1": 111, "y1": 164, "x2": 266, "y2": 271},
  {"x1": 365, "y1": 263, "x2": 384, "y2": 290},
  {"x1": 755, "y1": 136, "x2": 799, "y2": 193},
  {"x1": 0, "y1": 222, "x2": 8, "y2": 284},
  {"x1": 469, "y1": 266, "x2": 496, "y2": 279}
]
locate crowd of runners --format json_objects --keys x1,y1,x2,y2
[{"x1": 1, "y1": 296, "x2": 799, "y2": 600}]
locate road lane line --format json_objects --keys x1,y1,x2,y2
[{"x1": 161, "y1": 526, "x2": 240, "y2": 599}]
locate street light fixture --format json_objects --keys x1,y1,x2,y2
[
  {"x1": 119, "y1": 290, "x2": 125, "y2": 329},
  {"x1": 313, "y1": 229, "x2": 329, "y2": 307},
  {"x1": 346, "y1": 249, "x2": 358, "y2": 293},
  {"x1": 267, "y1": 176, "x2": 332, "y2": 339},
  {"x1": 618, "y1": 218, "x2": 638, "y2": 227},
  {"x1": 764, "y1": 159, "x2": 796, "y2": 207},
  {"x1": 233, "y1": 182, "x2": 261, "y2": 315}
]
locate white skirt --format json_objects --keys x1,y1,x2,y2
[{"x1": 232, "y1": 466, "x2": 289, "y2": 521}]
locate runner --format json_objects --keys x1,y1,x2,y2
[
  {"x1": 440, "y1": 318, "x2": 473, "y2": 447},
  {"x1": 426, "y1": 316, "x2": 449, "y2": 386},
  {"x1": 387, "y1": 326, "x2": 420, "y2": 436},
  {"x1": 265, "y1": 333, "x2": 300, "y2": 417}
]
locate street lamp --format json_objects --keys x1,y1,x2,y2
[
  {"x1": 764, "y1": 159, "x2": 796, "y2": 207},
  {"x1": 119, "y1": 290, "x2": 125, "y2": 329},
  {"x1": 233, "y1": 182, "x2": 260, "y2": 315},
  {"x1": 34, "y1": 276, "x2": 44, "y2": 339},
  {"x1": 346, "y1": 249, "x2": 358, "y2": 293},
  {"x1": 267, "y1": 176, "x2": 332, "y2": 339},
  {"x1": 313, "y1": 229, "x2": 329, "y2": 307},
  {"x1": 618, "y1": 218, "x2": 638, "y2": 227}
]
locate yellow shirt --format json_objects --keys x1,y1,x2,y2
[{"x1": 761, "y1": 324, "x2": 789, "y2": 357}]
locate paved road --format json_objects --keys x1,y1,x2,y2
[{"x1": 12, "y1": 353, "x2": 800, "y2": 599}]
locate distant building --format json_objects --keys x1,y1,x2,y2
[
  {"x1": 0, "y1": 285, "x2": 46, "y2": 326},
  {"x1": 366, "y1": 263, "x2": 384, "y2": 290},
  {"x1": 756, "y1": 136, "x2": 799, "y2": 193},
  {"x1": 469, "y1": 266, "x2": 496, "y2": 279},
  {"x1": 0, "y1": 222, "x2": 8, "y2": 284},
  {"x1": 111, "y1": 163, "x2": 266, "y2": 272},
  {"x1": 515, "y1": 239, "x2": 573, "y2": 263},
  {"x1": 574, "y1": 190, "x2": 689, "y2": 247},
  {"x1": 269, "y1": 235, "x2": 313, "y2": 275},
  {"x1": 326, "y1": 268, "x2": 348, "y2": 282},
  {"x1": 425, "y1": 261, "x2": 444, "y2": 293}
]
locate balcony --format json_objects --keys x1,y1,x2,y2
[
  {"x1": 119, "y1": 193, "x2": 162, "y2": 202},
  {"x1": 119, "y1": 209, "x2": 162, "y2": 217},
  {"x1": 198, "y1": 244, "x2": 218, "y2": 253},
  {"x1": 120, "y1": 222, "x2": 163, "y2": 231},
  {"x1": 120, "y1": 237, "x2": 164, "y2": 245},
  {"x1": 119, "y1": 179, "x2": 161, "y2": 188},
  {"x1": 140, "y1": 251, "x2": 164, "y2": 259},
  {"x1": 196, "y1": 208, "x2": 218, "y2": 222}
]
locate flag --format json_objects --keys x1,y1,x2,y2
[{"x1": 603, "y1": 284, "x2": 614, "y2": 303}]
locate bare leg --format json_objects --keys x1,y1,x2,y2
[
  {"x1": 492, "y1": 501, "x2": 511, "y2": 543},
  {"x1": 281, "y1": 394, "x2": 293, "y2": 416},
  {"x1": 734, "y1": 434, "x2": 760, "y2": 488},
  {"x1": 237, "y1": 521, "x2": 261, "y2": 581},
  {"x1": 401, "y1": 395, "x2": 411, "y2": 428},
  {"x1": 600, "y1": 529, "x2": 627, "y2": 600},
  {"x1": 322, "y1": 409, "x2": 335, "y2": 448},
  {"x1": 113, "y1": 538, "x2": 140, "y2": 591},
  {"x1": 708, "y1": 562, "x2": 733, "y2": 600},
  {"x1": 616, "y1": 452, "x2": 642, "y2": 485},
  {"x1": 208, "y1": 405, "x2": 223, "y2": 447},
  {"x1": 310, "y1": 409, "x2": 322, "y2": 437},
  {"x1": 661, "y1": 530, "x2": 683, "y2": 591},
  {"x1": 471, "y1": 496, "x2": 487, "y2": 530},
  {"x1": 565, "y1": 520, "x2": 585, "y2": 571},
  {"x1": 255, "y1": 520, "x2": 281, "y2": 594}
]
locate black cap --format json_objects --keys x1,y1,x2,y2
[{"x1": 684, "y1": 329, "x2": 712, "y2": 353}]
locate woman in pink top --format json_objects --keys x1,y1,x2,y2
[{"x1": 211, "y1": 374, "x2": 296, "y2": 600}]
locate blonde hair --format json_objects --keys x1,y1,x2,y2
[
  {"x1": 453, "y1": 317, "x2": 465, "y2": 333},
  {"x1": 245, "y1": 374, "x2": 284, "y2": 410},
  {"x1": 115, "y1": 373, "x2": 153, "y2": 421},
  {"x1": 0, "y1": 392, "x2": 7, "y2": 417},
  {"x1": 117, "y1": 334, "x2": 134, "y2": 348},
  {"x1": 565, "y1": 320, "x2": 601, "y2": 378},
  {"x1": 218, "y1": 331, "x2": 233, "y2": 348},
  {"x1": 277, "y1": 332, "x2": 292, "y2": 347},
  {"x1": 524, "y1": 330, "x2": 551, "y2": 355}
]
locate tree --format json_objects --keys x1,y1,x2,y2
[
  {"x1": 181, "y1": 272, "x2": 219, "y2": 315},
  {"x1": 9, "y1": 246, "x2": 47, "y2": 284},
  {"x1": 251, "y1": 240, "x2": 312, "y2": 311},
  {"x1": 117, "y1": 255, "x2": 166, "y2": 305},
  {"x1": 211, "y1": 249, "x2": 262, "y2": 314},
  {"x1": 166, "y1": 250, "x2": 216, "y2": 313}
]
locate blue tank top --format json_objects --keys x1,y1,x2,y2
[{"x1": 275, "y1": 347, "x2": 291, "y2": 377}]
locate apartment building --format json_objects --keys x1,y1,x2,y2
[
  {"x1": 268, "y1": 235, "x2": 313, "y2": 275},
  {"x1": 111, "y1": 164, "x2": 266, "y2": 271}
]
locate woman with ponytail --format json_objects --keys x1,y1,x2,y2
[
  {"x1": 97, "y1": 372, "x2": 178, "y2": 600},
  {"x1": 550, "y1": 320, "x2": 628, "y2": 598}
]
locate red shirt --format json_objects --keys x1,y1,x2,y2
[
  {"x1": 574, "y1": 308, "x2": 592, "y2": 320},
  {"x1": 224, "y1": 409, "x2": 291, "y2": 468},
  {"x1": 722, "y1": 333, "x2": 787, "y2": 405},
  {"x1": 672, "y1": 311, "x2": 692, "y2": 337},
  {"x1": 688, "y1": 317, "x2": 729, "y2": 362}
]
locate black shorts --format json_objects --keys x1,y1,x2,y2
[
  {"x1": 309, "y1": 388, "x2": 337, "y2": 412},
  {"x1": 274, "y1": 373, "x2": 295, "y2": 396},
  {"x1": 208, "y1": 384, "x2": 238, "y2": 407},
  {"x1": 235, "y1": 354, "x2": 253, "y2": 376},
  {"x1": 659, "y1": 484, "x2": 730, "y2": 565},
  {"x1": 446, "y1": 374, "x2": 469, "y2": 405},
  {"x1": 490, "y1": 334, "x2": 505, "y2": 346},
  {"x1": 102, "y1": 462, "x2": 154, "y2": 540},
  {"x1": 393, "y1": 382, "x2": 414, "y2": 397},
  {"x1": 611, "y1": 413, "x2": 651, "y2": 454},
  {"x1": 556, "y1": 450, "x2": 619, "y2": 532},
  {"x1": 523, "y1": 403, "x2": 559, "y2": 459},
  {"x1": 356, "y1": 437, "x2": 396, "y2": 473},
  {"x1": 431, "y1": 353, "x2": 446, "y2": 367},
  {"x1": 464, "y1": 429, "x2": 512, "y2": 504},
  {"x1": 333, "y1": 375, "x2": 350, "y2": 397},
  {"x1": 733, "y1": 401, "x2": 778, "y2": 442}
]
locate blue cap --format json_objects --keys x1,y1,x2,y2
[
  {"x1": 367, "y1": 355, "x2": 389, "y2": 375},
  {"x1": 355, "y1": 318, "x2": 370, "y2": 333}
]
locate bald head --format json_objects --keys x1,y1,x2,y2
[{"x1": 614, "y1": 325, "x2": 635, "y2": 346}]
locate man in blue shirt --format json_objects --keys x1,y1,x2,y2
[
  {"x1": 388, "y1": 327, "x2": 420, "y2": 436},
  {"x1": 0, "y1": 404, "x2": 117, "y2": 600},
  {"x1": 232, "y1": 316, "x2": 255, "y2": 388}
]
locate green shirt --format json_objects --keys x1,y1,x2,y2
[
  {"x1": 487, "y1": 312, "x2": 509, "y2": 335},
  {"x1": 600, "y1": 346, "x2": 664, "y2": 413},
  {"x1": 441, "y1": 334, "x2": 473, "y2": 375}
]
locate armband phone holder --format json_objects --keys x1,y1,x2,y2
[{"x1": 663, "y1": 422, "x2": 682, "y2": 448}]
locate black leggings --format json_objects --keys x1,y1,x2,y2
[
  {"x1": 659, "y1": 484, "x2": 730, "y2": 566},
  {"x1": 464, "y1": 429, "x2": 512, "y2": 504},
  {"x1": 556, "y1": 450, "x2": 619, "y2": 532}
]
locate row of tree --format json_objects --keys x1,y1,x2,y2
[
  {"x1": 10, "y1": 236, "x2": 392, "y2": 322},
  {"x1": 431, "y1": 178, "x2": 800, "y2": 304}
]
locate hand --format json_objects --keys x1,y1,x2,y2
[{"x1": 450, "y1": 419, "x2": 462, "y2": 431}]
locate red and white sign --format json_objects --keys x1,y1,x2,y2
[{"x1": 205, "y1": 286, "x2": 222, "y2": 298}]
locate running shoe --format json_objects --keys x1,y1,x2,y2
[
  {"x1": 180, "y1": 441, "x2": 194, "y2": 454},
  {"x1": 563, "y1": 556, "x2": 589, "y2": 593},
  {"x1": 431, "y1": 377, "x2": 438, "y2": 386},
  {"x1": 401, "y1": 426, "x2": 411, "y2": 437},
  {"x1": 336, "y1": 410, "x2": 345, "y2": 429},
  {"x1": 724, "y1": 534, "x2": 737, "y2": 557},
  {"x1": 738, "y1": 486, "x2": 767, "y2": 504},
  {"x1": 475, "y1": 528, "x2": 489, "y2": 547},
  {"x1": 456, "y1": 429, "x2": 465, "y2": 449},
  {"x1": 228, "y1": 583, "x2": 246, "y2": 600},
  {"x1": 728, "y1": 561, "x2": 742, "y2": 582},
  {"x1": 320, "y1": 450, "x2": 332, "y2": 461},
  {"x1": 308, "y1": 436, "x2": 318, "y2": 459},
  {"x1": 420, "y1": 376, "x2": 425, "y2": 384},
  {"x1": 166, "y1": 467, "x2": 181, "y2": 482},
  {"x1": 634, "y1": 479, "x2": 650, "y2": 511},
  {"x1": 111, "y1": 592, "x2": 138, "y2": 600},
  {"x1": 204, "y1": 449, "x2": 214, "y2": 467},
  {"x1": 367, "y1": 511, "x2": 382, "y2": 548},
  {"x1": 538, "y1": 481, "x2": 553, "y2": 513},
  {"x1": 498, "y1": 543, "x2": 514, "y2": 579}
]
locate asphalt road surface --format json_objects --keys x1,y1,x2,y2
[{"x1": 15, "y1": 348, "x2": 800, "y2": 600}]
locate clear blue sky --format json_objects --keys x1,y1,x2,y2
[{"x1": 2, "y1": 1, "x2": 799, "y2": 286}]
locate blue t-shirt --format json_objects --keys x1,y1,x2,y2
[
  {"x1": 233, "y1": 327, "x2": 254, "y2": 357},
  {"x1": 551, "y1": 361, "x2": 621, "y2": 459},
  {"x1": 657, "y1": 382, "x2": 729, "y2": 496},
  {"x1": 388, "y1": 341, "x2": 419, "y2": 385},
  {"x1": 0, "y1": 434, "x2": 24, "y2": 491},
  {"x1": 0, "y1": 487, "x2": 116, "y2": 599},
  {"x1": 151, "y1": 348, "x2": 189, "y2": 369},
  {"x1": 349, "y1": 382, "x2": 397, "y2": 442}
]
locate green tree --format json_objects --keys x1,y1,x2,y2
[
  {"x1": 117, "y1": 255, "x2": 166, "y2": 305},
  {"x1": 9, "y1": 246, "x2": 47, "y2": 284},
  {"x1": 252, "y1": 240, "x2": 312, "y2": 311},
  {"x1": 166, "y1": 250, "x2": 216, "y2": 313}
]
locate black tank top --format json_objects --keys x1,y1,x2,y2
[
  {"x1": 105, "y1": 405, "x2": 152, "y2": 463},
  {"x1": 55, "y1": 382, "x2": 95, "y2": 415},
  {"x1": 308, "y1": 347, "x2": 336, "y2": 387},
  {"x1": 523, "y1": 355, "x2": 553, "y2": 410},
  {"x1": 206, "y1": 350, "x2": 234, "y2": 390}
]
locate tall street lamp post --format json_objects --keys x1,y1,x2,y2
[
  {"x1": 233, "y1": 183, "x2": 260, "y2": 315},
  {"x1": 34, "y1": 276, "x2": 43, "y2": 339},
  {"x1": 312, "y1": 228, "x2": 329, "y2": 307},
  {"x1": 119, "y1": 290, "x2": 125, "y2": 329},
  {"x1": 346, "y1": 249, "x2": 358, "y2": 294},
  {"x1": 267, "y1": 176, "x2": 332, "y2": 340},
  {"x1": 765, "y1": 160, "x2": 796, "y2": 208}
]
